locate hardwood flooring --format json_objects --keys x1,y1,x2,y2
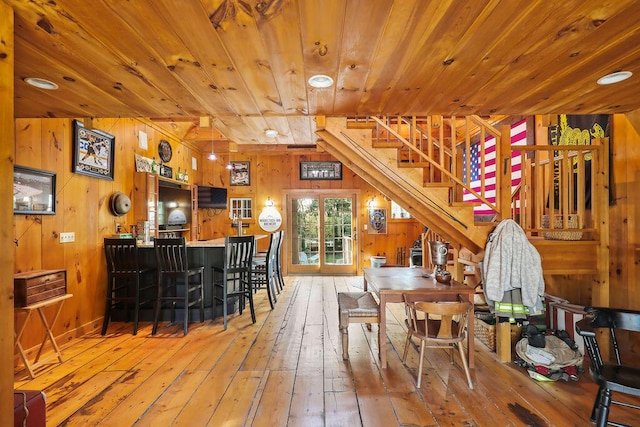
[{"x1": 14, "y1": 276, "x2": 639, "y2": 426}]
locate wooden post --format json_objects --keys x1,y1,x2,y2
[
  {"x1": 0, "y1": 1, "x2": 15, "y2": 421},
  {"x1": 496, "y1": 321, "x2": 512, "y2": 362}
]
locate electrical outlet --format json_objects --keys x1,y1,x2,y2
[{"x1": 60, "y1": 232, "x2": 75, "y2": 243}]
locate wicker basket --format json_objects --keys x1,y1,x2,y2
[
  {"x1": 474, "y1": 313, "x2": 523, "y2": 352},
  {"x1": 541, "y1": 214, "x2": 582, "y2": 240},
  {"x1": 474, "y1": 315, "x2": 497, "y2": 351}
]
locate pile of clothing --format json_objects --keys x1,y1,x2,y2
[{"x1": 514, "y1": 325, "x2": 583, "y2": 382}]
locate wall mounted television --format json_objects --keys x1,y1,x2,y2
[{"x1": 197, "y1": 185, "x2": 228, "y2": 209}]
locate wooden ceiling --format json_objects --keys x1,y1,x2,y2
[{"x1": 8, "y1": 0, "x2": 640, "y2": 150}]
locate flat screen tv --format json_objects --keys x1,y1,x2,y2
[{"x1": 197, "y1": 185, "x2": 228, "y2": 209}]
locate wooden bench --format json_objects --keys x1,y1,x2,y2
[{"x1": 338, "y1": 292, "x2": 380, "y2": 359}]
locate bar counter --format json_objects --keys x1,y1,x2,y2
[{"x1": 122, "y1": 236, "x2": 266, "y2": 323}]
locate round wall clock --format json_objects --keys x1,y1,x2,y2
[{"x1": 158, "y1": 139, "x2": 172, "y2": 163}]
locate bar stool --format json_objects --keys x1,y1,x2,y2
[
  {"x1": 103, "y1": 238, "x2": 155, "y2": 335},
  {"x1": 213, "y1": 235, "x2": 255, "y2": 330},
  {"x1": 152, "y1": 237, "x2": 204, "y2": 336},
  {"x1": 275, "y1": 230, "x2": 285, "y2": 291},
  {"x1": 251, "y1": 231, "x2": 279, "y2": 309}
]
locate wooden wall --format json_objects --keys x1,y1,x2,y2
[
  {"x1": 13, "y1": 118, "x2": 202, "y2": 352},
  {"x1": 197, "y1": 151, "x2": 424, "y2": 261},
  {"x1": 13, "y1": 118, "x2": 421, "y2": 353},
  {"x1": 2, "y1": 2, "x2": 15, "y2": 417}
]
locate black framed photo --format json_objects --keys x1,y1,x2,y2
[
  {"x1": 73, "y1": 120, "x2": 115, "y2": 180},
  {"x1": 300, "y1": 161, "x2": 342, "y2": 180},
  {"x1": 13, "y1": 165, "x2": 56, "y2": 215},
  {"x1": 230, "y1": 161, "x2": 250, "y2": 186}
]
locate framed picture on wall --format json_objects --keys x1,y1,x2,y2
[
  {"x1": 72, "y1": 120, "x2": 115, "y2": 180},
  {"x1": 368, "y1": 208, "x2": 387, "y2": 234},
  {"x1": 230, "y1": 161, "x2": 250, "y2": 186},
  {"x1": 300, "y1": 161, "x2": 342, "y2": 180},
  {"x1": 13, "y1": 165, "x2": 56, "y2": 215}
]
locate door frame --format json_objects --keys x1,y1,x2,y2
[{"x1": 284, "y1": 189, "x2": 360, "y2": 276}]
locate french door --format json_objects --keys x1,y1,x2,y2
[{"x1": 286, "y1": 190, "x2": 358, "y2": 275}]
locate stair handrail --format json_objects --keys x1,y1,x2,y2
[{"x1": 371, "y1": 116, "x2": 500, "y2": 213}]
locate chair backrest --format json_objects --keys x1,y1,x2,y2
[
  {"x1": 225, "y1": 235, "x2": 254, "y2": 273},
  {"x1": 267, "y1": 231, "x2": 281, "y2": 274},
  {"x1": 576, "y1": 307, "x2": 640, "y2": 369},
  {"x1": 404, "y1": 295, "x2": 471, "y2": 341},
  {"x1": 154, "y1": 237, "x2": 189, "y2": 273},
  {"x1": 104, "y1": 238, "x2": 140, "y2": 274}
]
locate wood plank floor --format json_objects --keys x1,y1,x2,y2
[{"x1": 14, "y1": 276, "x2": 640, "y2": 426}]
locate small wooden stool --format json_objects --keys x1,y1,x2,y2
[{"x1": 338, "y1": 292, "x2": 380, "y2": 359}]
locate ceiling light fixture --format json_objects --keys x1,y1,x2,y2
[
  {"x1": 24, "y1": 77, "x2": 59, "y2": 90},
  {"x1": 265, "y1": 129, "x2": 278, "y2": 139},
  {"x1": 597, "y1": 71, "x2": 633, "y2": 85},
  {"x1": 207, "y1": 130, "x2": 217, "y2": 161},
  {"x1": 308, "y1": 74, "x2": 334, "y2": 88}
]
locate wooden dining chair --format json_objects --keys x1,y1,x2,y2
[
  {"x1": 402, "y1": 295, "x2": 473, "y2": 389},
  {"x1": 576, "y1": 307, "x2": 640, "y2": 427},
  {"x1": 103, "y1": 238, "x2": 155, "y2": 335},
  {"x1": 152, "y1": 237, "x2": 204, "y2": 336},
  {"x1": 213, "y1": 235, "x2": 255, "y2": 330}
]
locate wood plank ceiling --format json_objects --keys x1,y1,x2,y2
[{"x1": 8, "y1": 0, "x2": 640, "y2": 150}]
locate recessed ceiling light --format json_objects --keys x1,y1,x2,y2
[
  {"x1": 597, "y1": 71, "x2": 632, "y2": 85},
  {"x1": 308, "y1": 74, "x2": 334, "y2": 88},
  {"x1": 265, "y1": 129, "x2": 278, "y2": 138},
  {"x1": 24, "y1": 77, "x2": 59, "y2": 90}
]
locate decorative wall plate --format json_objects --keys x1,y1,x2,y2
[{"x1": 158, "y1": 139, "x2": 172, "y2": 163}]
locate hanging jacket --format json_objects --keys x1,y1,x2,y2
[{"x1": 482, "y1": 219, "x2": 545, "y2": 313}]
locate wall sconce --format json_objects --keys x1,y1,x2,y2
[
  {"x1": 367, "y1": 197, "x2": 376, "y2": 208},
  {"x1": 266, "y1": 197, "x2": 274, "y2": 207}
]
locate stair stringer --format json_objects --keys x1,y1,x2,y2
[{"x1": 317, "y1": 118, "x2": 488, "y2": 252}]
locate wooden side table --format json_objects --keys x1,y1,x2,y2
[{"x1": 14, "y1": 293, "x2": 73, "y2": 378}]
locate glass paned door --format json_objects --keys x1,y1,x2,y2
[{"x1": 288, "y1": 191, "x2": 357, "y2": 275}]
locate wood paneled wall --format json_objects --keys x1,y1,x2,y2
[
  {"x1": 2, "y1": 2, "x2": 15, "y2": 417},
  {"x1": 13, "y1": 118, "x2": 421, "y2": 354},
  {"x1": 13, "y1": 118, "x2": 202, "y2": 352},
  {"x1": 196, "y1": 151, "x2": 424, "y2": 263}
]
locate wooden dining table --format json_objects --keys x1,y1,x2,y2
[{"x1": 363, "y1": 267, "x2": 476, "y2": 369}]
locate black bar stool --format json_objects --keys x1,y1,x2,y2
[
  {"x1": 152, "y1": 237, "x2": 204, "y2": 336},
  {"x1": 213, "y1": 236, "x2": 255, "y2": 330},
  {"x1": 103, "y1": 238, "x2": 155, "y2": 335}
]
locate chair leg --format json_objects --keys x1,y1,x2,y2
[
  {"x1": 416, "y1": 340, "x2": 426, "y2": 388},
  {"x1": 183, "y1": 279, "x2": 189, "y2": 336},
  {"x1": 102, "y1": 280, "x2": 112, "y2": 335},
  {"x1": 247, "y1": 280, "x2": 256, "y2": 324},
  {"x1": 457, "y1": 344, "x2": 473, "y2": 389},
  {"x1": 402, "y1": 332, "x2": 412, "y2": 363},
  {"x1": 133, "y1": 278, "x2": 140, "y2": 336},
  {"x1": 222, "y1": 275, "x2": 228, "y2": 330},
  {"x1": 152, "y1": 275, "x2": 163, "y2": 335},
  {"x1": 590, "y1": 386, "x2": 603, "y2": 422},
  {"x1": 199, "y1": 273, "x2": 204, "y2": 323},
  {"x1": 596, "y1": 388, "x2": 612, "y2": 427},
  {"x1": 340, "y1": 325, "x2": 349, "y2": 359}
]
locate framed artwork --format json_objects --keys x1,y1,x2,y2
[
  {"x1": 368, "y1": 208, "x2": 387, "y2": 234},
  {"x1": 13, "y1": 165, "x2": 56, "y2": 215},
  {"x1": 300, "y1": 161, "x2": 342, "y2": 180},
  {"x1": 230, "y1": 161, "x2": 250, "y2": 186},
  {"x1": 72, "y1": 120, "x2": 115, "y2": 180}
]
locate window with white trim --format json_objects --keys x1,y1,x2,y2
[
  {"x1": 391, "y1": 201, "x2": 411, "y2": 219},
  {"x1": 229, "y1": 198, "x2": 253, "y2": 220}
]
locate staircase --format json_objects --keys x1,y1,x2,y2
[
  {"x1": 316, "y1": 115, "x2": 608, "y2": 280},
  {"x1": 316, "y1": 116, "x2": 500, "y2": 253}
]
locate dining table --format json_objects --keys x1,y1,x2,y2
[{"x1": 363, "y1": 267, "x2": 476, "y2": 369}]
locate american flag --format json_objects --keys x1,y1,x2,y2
[{"x1": 463, "y1": 120, "x2": 527, "y2": 215}]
